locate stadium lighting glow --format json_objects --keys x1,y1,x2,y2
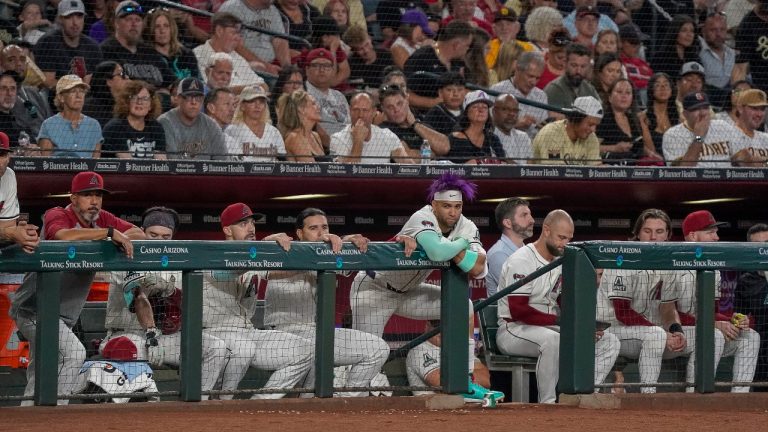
[
  {"x1": 46, "y1": 193, "x2": 73, "y2": 198},
  {"x1": 271, "y1": 193, "x2": 345, "y2": 201},
  {"x1": 479, "y1": 196, "x2": 545, "y2": 203},
  {"x1": 681, "y1": 198, "x2": 745, "y2": 205}
]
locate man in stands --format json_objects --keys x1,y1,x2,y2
[
  {"x1": 544, "y1": 43, "x2": 600, "y2": 110},
  {"x1": 0, "y1": 47, "x2": 51, "y2": 143},
  {"x1": 491, "y1": 51, "x2": 549, "y2": 138},
  {"x1": 304, "y1": 48, "x2": 350, "y2": 136}
]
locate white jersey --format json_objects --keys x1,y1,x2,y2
[
  {"x1": 662, "y1": 270, "x2": 722, "y2": 316},
  {"x1": 263, "y1": 271, "x2": 318, "y2": 328},
  {"x1": 202, "y1": 270, "x2": 266, "y2": 329},
  {"x1": 737, "y1": 129, "x2": 768, "y2": 160},
  {"x1": 0, "y1": 167, "x2": 20, "y2": 222},
  {"x1": 366, "y1": 205, "x2": 486, "y2": 292},
  {"x1": 330, "y1": 125, "x2": 404, "y2": 164},
  {"x1": 497, "y1": 243, "x2": 561, "y2": 325},
  {"x1": 225, "y1": 123, "x2": 286, "y2": 162},
  {"x1": 598, "y1": 269, "x2": 676, "y2": 327},
  {"x1": 104, "y1": 271, "x2": 179, "y2": 331},
  {"x1": 406, "y1": 340, "x2": 441, "y2": 396},
  {"x1": 662, "y1": 119, "x2": 747, "y2": 167}
]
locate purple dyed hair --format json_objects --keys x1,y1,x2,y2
[{"x1": 426, "y1": 173, "x2": 478, "y2": 203}]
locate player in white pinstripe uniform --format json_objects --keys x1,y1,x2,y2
[{"x1": 0, "y1": 131, "x2": 39, "y2": 251}]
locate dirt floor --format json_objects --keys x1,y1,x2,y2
[{"x1": 3, "y1": 399, "x2": 768, "y2": 432}]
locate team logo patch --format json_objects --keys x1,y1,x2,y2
[
  {"x1": 421, "y1": 220, "x2": 434, "y2": 227},
  {"x1": 612, "y1": 276, "x2": 627, "y2": 292},
  {"x1": 422, "y1": 352, "x2": 437, "y2": 368}
]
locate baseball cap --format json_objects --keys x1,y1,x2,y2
[
  {"x1": 176, "y1": 77, "x2": 204, "y2": 97},
  {"x1": 576, "y1": 5, "x2": 600, "y2": 19},
  {"x1": 0, "y1": 132, "x2": 9, "y2": 153},
  {"x1": 305, "y1": 48, "x2": 334, "y2": 65},
  {"x1": 682, "y1": 91, "x2": 710, "y2": 111},
  {"x1": 56, "y1": 74, "x2": 89, "y2": 95},
  {"x1": 737, "y1": 89, "x2": 768, "y2": 108},
  {"x1": 494, "y1": 7, "x2": 517, "y2": 23},
  {"x1": 618, "y1": 23, "x2": 647, "y2": 44},
  {"x1": 115, "y1": 0, "x2": 143, "y2": 18},
  {"x1": 462, "y1": 90, "x2": 493, "y2": 111},
  {"x1": 71, "y1": 171, "x2": 111, "y2": 195},
  {"x1": 58, "y1": 0, "x2": 85, "y2": 17},
  {"x1": 572, "y1": 96, "x2": 604, "y2": 119},
  {"x1": 0, "y1": 69, "x2": 22, "y2": 83},
  {"x1": 682, "y1": 210, "x2": 726, "y2": 236},
  {"x1": 102, "y1": 336, "x2": 138, "y2": 361},
  {"x1": 401, "y1": 9, "x2": 435, "y2": 37},
  {"x1": 240, "y1": 85, "x2": 268, "y2": 102},
  {"x1": 220, "y1": 203, "x2": 254, "y2": 228},
  {"x1": 680, "y1": 61, "x2": 705, "y2": 79}
]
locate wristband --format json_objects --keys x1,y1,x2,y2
[
  {"x1": 457, "y1": 249, "x2": 478, "y2": 272},
  {"x1": 106, "y1": 227, "x2": 114, "y2": 240},
  {"x1": 669, "y1": 323, "x2": 683, "y2": 334}
]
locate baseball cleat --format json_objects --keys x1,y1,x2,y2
[{"x1": 461, "y1": 380, "x2": 505, "y2": 403}]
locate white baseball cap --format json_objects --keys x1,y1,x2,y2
[
  {"x1": 572, "y1": 96, "x2": 604, "y2": 119},
  {"x1": 462, "y1": 90, "x2": 493, "y2": 111}
]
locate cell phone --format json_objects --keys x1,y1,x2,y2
[{"x1": 596, "y1": 320, "x2": 612, "y2": 331}]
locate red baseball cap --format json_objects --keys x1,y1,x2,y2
[
  {"x1": 102, "y1": 336, "x2": 138, "y2": 361},
  {"x1": 0, "y1": 132, "x2": 9, "y2": 153},
  {"x1": 221, "y1": 203, "x2": 254, "y2": 228},
  {"x1": 682, "y1": 210, "x2": 726, "y2": 236},
  {"x1": 305, "y1": 48, "x2": 333, "y2": 66},
  {"x1": 71, "y1": 171, "x2": 111, "y2": 194}
]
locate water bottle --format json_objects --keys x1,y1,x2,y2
[
  {"x1": 18, "y1": 131, "x2": 30, "y2": 148},
  {"x1": 420, "y1": 139, "x2": 432, "y2": 164}
]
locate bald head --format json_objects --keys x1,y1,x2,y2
[
  {"x1": 493, "y1": 94, "x2": 520, "y2": 133},
  {"x1": 538, "y1": 209, "x2": 574, "y2": 258},
  {"x1": 543, "y1": 209, "x2": 573, "y2": 228}
]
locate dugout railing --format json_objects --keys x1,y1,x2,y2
[{"x1": 0, "y1": 240, "x2": 468, "y2": 406}]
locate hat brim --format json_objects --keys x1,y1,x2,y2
[
  {"x1": 242, "y1": 95, "x2": 269, "y2": 102},
  {"x1": 577, "y1": 12, "x2": 601, "y2": 19},
  {"x1": 746, "y1": 103, "x2": 768, "y2": 108},
  {"x1": 59, "y1": 83, "x2": 90, "y2": 94},
  {"x1": 180, "y1": 91, "x2": 204, "y2": 97},
  {"x1": 59, "y1": 10, "x2": 85, "y2": 17},
  {"x1": 684, "y1": 101, "x2": 710, "y2": 111},
  {"x1": 72, "y1": 187, "x2": 111, "y2": 195},
  {"x1": 464, "y1": 99, "x2": 493, "y2": 110}
]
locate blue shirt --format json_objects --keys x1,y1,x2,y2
[
  {"x1": 485, "y1": 235, "x2": 521, "y2": 297},
  {"x1": 38, "y1": 113, "x2": 103, "y2": 158},
  {"x1": 563, "y1": 12, "x2": 618, "y2": 43}
]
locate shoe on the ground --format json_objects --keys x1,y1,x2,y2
[{"x1": 461, "y1": 380, "x2": 505, "y2": 403}]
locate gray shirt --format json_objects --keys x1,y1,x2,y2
[
  {"x1": 218, "y1": 0, "x2": 284, "y2": 63},
  {"x1": 306, "y1": 81, "x2": 350, "y2": 135},
  {"x1": 543, "y1": 75, "x2": 601, "y2": 111},
  {"x1": 157, "y1": 108, "x2": 228, "y2": 159}
]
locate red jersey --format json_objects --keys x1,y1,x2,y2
[
  {"x1": 620, "y1": 55, "x2": 653, "y2": 90},
  {"x1": 44, "y1": 205, "x2": 135, "y2": 240}
]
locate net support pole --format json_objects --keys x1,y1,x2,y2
[
  {"x1": 180, "y1": 271, "x2": 203, "y2": 401},
  {"x1": 314, "y1": 270, "x2": 336, "y2": 397},
  {"x1": 559, "y1": 247, "x2": 596, "y2": 394},
  {"x1": 34, "y1": 272, "x2": 61, "y2": 406},
  {"x1": 695, "y1": 270, "x2": 716, "y2": 393},
  {"x1": 440, "y1": 265, "x2": 469, "y2": 394}
]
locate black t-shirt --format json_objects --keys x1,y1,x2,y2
[
  {"x1": 380, "y1": 121, "x2": 422, "y2": 150},
  {"x1": 376, "y1": 0, "x2": 429, "y2": 31},
  {"x1": 404, "y1": 46, "x2": 465, "y2": 98},
  {"x1": 735, "y1": 11, "x2": 768, "y2": 90},
  {"x1": 447, "y1": 131, "x2": 505, "y2": 164},
  {"x1": 102, "y1": 117, "x2": 167, "y2": 158},
  {"x1": 595, "y1": 109, "x2": 643, "y2": 164},
  {"x1": 422, "y1": 104, "x2": 460, "y2": 136},
  {"x1": 0, "y1": 110, "x2": 22, "y2": 148},
  {"x1": 276, "y1": 3, "x2": 319, "y2": 51},
  {"x1": 160, "y1": 45, "x2": 201, "y2": 80},
  {"x1": 34, "y1": 29, "x2": 104, "y2": 79},
  {"x1": 348, "y1": 50, "x2": 394, "y2": 90},
  {"x1": 100, "y1": 38, "x2": 176, "y2": 89}
]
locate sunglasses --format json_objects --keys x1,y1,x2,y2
[{"x1": 118, "y1": 5, "x2": 144, "y2": 16}]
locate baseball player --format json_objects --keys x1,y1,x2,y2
[
  {"x1": 0, "y1": 131, "x2": 39, "y2": 252},
  {"x1": 100, "y1": 207, "x2": 228, "y2": 399},
  {"x1": 496, "y1": 210, "x2": 620, "y2": 403},
  {"x1": 667, "y1": 210, "x2": 760, "y2": 392},
  {"x1": 350, "y1": 173, "x2": 487, "y2": 385},
  {"x1": 264, "y1": 207, "x2": 390, "y2": 397},
  {"x1": 597, "y1": 209, "x2": 693, "y2": 393},
  {"x1": 10, "y1": 171, "x2": 146, "y2": 405},
  {"x1": 205, "y1": 203, "x2": 313, "y2": 399}
]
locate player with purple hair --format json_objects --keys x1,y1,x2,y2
[{"x1": 351, "y1": 173, "x2": 502, "y2": 402}]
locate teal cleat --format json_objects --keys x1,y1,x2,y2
[{"x1": 461, "y1": 380, "x2": 505, "y2": 403}]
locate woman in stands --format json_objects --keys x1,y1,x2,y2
[
  {"x1": 464, "y1": 28, "x2": 492, "y2": 89},
  {"x1": 270, "y1": 65, "x2": 305, "y2": 124},
  {"x1": 83, "y1": 60, "x2": 130, "y2": 127},
  {"x1": 536, "y1": 27, "x2": 570, "y2": 89},
  {"x1": 489, "y1": 41, "x2": 523, "y2": 85},
  {"x1": 390, "y1": 9, "x2": 434, "y2": 70},
  {"x1": 102, "y1": 80, "x2": 166, "y2": 159},
  {"x1": 592, "y1": 53, "x2": 623, "y2": 104},
  {"x1": 227, "y1": 85, "x2": 286, "y2": 161},
  {"x1": 145, "y1": 8, "x2": 200, "y2": 81},
  {"x1": 643, "y1": 72, "x2": 678, "y2": 158},
  {"x1": 447, "y1": 90, "x2": 506, "y2": 164},
  {"x1": 278, "y1": 90, "x2": 330, "y2": 162},
  {"x1": 524, "y1": 6, "x2": 563, "y2": 52},
  {"x1": 594, "y1": 29, "x2": 619, "y2": 56},
  {"x1": 324, "y1": 0, "x2": 350, "y2": 33},
  {"x1": 650, "y1": 15, "x2": 699, "y2": 78}
]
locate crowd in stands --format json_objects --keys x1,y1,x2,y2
[{"x1": 0, "y1": 0, "x2": 767, "y2": 166}]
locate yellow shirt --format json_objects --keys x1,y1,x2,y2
[
  {"x1": 531, "y1": 120, "x2": 601, "y2": 165},
  {"x1": 485, "y1": 38, "x2": 534, "y2": 69},
  {"x1": 313, "y1": 0, "x2": 367, "y2": 32}
]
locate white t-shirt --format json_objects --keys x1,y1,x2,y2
[
  {"x1": 662, "y1": 119, "x2": 746, "y2": 167},
  {"x1": 737, "y1": 129, "x2": 768, "y2": 160},
  {"x1": 330, "y1": 124, "x2": 403, "y2": 163},
  {"x1": 225, "y1": 123, "x2": 286, "y2": 161},
  {"x1": 0, "y1": 167, "x2": 20, "y2": 222},
  {"x1": 193, "y1": 40, "x2": 266, "y2": 89},
  {"x1": 497, "y1": 243, "x2": 561, "y2": 324},
  {"x1": 494, "y1": 126, "x2": 532, "y2": 162},
  {"x1": 599, "y1": 269, "x2": 676, "y2": 327},
  {"x1": 218, "y1": 0, "x2": 284, "y2": 63},
  {"x1": 306, "y1": 82, "x2": 351, "y2": 135}
]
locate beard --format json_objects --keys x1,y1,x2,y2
[
  {"x1": 546, "y1": 240, "x2": 564, "y2": 257},
  {"x1": 512, "y1": 222, "x2": 534, "y2": 240},
  {"x1": 565, "y1": 73, "x2": 583, "y2": 88}
]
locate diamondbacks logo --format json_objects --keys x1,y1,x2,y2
[
  {"x1": 422, "y1": 352, "x2": 437, "y2": 368},
  {"x1": 612, "y1": 276, "x2": 626, "y2": 292},
  {"x1": 89, "y1": 174, "x2": 100, "y2": 186}
]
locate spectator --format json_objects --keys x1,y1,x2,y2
[
  {"x1": 269, "y1": 65, "x2": 304, "y2": 124},
  {"x1": 484, "y1": 197, "x2": 534, "y2": 297},
  {"x1": 193, "y1": 12, "x2": 267, "y2": 94},
  {"x1": 278, "y1": 89, "x2": 330, "y2": 162},
  {"x1": 489, "y1": 41, "x2": 522, "y2": 86},
  {"x1": 0, "y1": 72, "x2": 23, "y2": 150},
  {"x1": 304, "y1": 15, "x2": 351, "y2": 89},
  {"x1": 441, "y1": 0, "x2": 494, "y2": 36},
  {"x1": 88, "y1": 0, "x2": 119, "y2": 43},
  {"x1": 596, "y1": 78, "x2": 659, "y2": 164},
  {"x1": 675, "y1": 61, "x2": 707, "y2": 116},
  {"x1": 734, "y1": 3, "x2": 768, "y2": 92},
  {"x1": 730, "y1": 89, "x2": 768, "y2": 166},
  {"x1": 543, "y1": 43, "x2": 600, "y2": 110},
  {"x1": 698, "y1": 12, "x2": 735, "y2": 108},
  {"x1": 524, "y1": 6, "x2": 563, "y2": 52},
  {"x1": 562, "y1": 0, "x2": 618, "y2": 40},
  {"x1": 144, "y1": 8, "x2": 200, "y2": 81},
  {"x1": 204, "y1": 52, "x2": 234, "y2": 91},
  {"x1": 331, "y1": 92, "x2": 413, "y2": 163},
  {"x1": 102, "y1": 80, "x2": 166, "y2": 159},
  {"x1": 486, "y1": 7, "x2": 533, "y2": 70},
  {"x1": 492, "y1": 51, "x2": 549, "y2": 138},
  {"x1": 316, "y1": 0, "x2": 367, "y2": 32},
  {"x1": 736, "y1": 224, "x2": 768, "y2": 388},
  {"x1": 157, "y1": 77, "x2": 228, "y2": 159},
  {"x1": 16, "y1": 0, "x2": 52, "y2": 45},
  {"x1": 1, "y1": 42, "x2": 46, "y2": 90},
  {"x1": 100, "y1": 1, "x2": 176, "y2": 90},
  {"x1": 536, "y1": 27, "x2": 570, "y2": 89},
  {"x1": 324, "y1": 0, "x2": 350, "y2": 32},
  {"x1": 464, "y1": 27, "x2": 491, "y2": 88},
  {"x1": 618, "y1": 24, "x2": 652, "y2": 105},
  {"x1": 226, "y1": 85, "x2": 286, "y2": 161},
  {"x1": 218, "y1": 0, "x2": 290, "y2": 74},
  {"x1": 303, "y1": 48, "x2": 350, "y2": 135},
  {"x1": 593, "y1": 28, "x2": 618, "y2": 56},
  {"x1": 379, "y1": 84, "x2": 450, "y2": 160},
  {"x1": 375, "y1": 0, "x2": 430, "y2": 45},
  {"x1": 447, "y1": 90, "x2": 505, "y2": 164},
  {"x1": 381, "y1": 64, "x2": 439, "y2": 114},
  {"x1": 716, "y1": 80, "x2": 753, "y2": 126},
  {"x1": 179, "y1": 0, "x2": 223, "y2": 43},
  {"x1": 644, "y1": 72, "x2": 679, "y2": 157},
  {"x1": 663, "y1": 91, "x2": 746, "y2": 167},
  {"x1": 82, "y1": 60, "x2": 129, "y2": 127},
  {"x1": 33, "y1": 0, "x2": 103, "y2": 89},
  {"x1": 0, "y1": 69, "x2": 50, "y2": 147},
  {"x1": 423, "y1": 72, "x2": 466, "y2": 136},
  {"x1": 276, "y1": 0, "x2": 318, "y2": 58},
  {"x1": 592, "y1": 52, "x2": 622, "y2": 104},
  {"x1": 404, "y1": 20, "x2": 473, "y2": 101},
  {"x1": 0, "y1": 45, "x2": 52, "y2": 133},
  {"x1": 531, "y1": 95, "x2": 602, "y2": 165},
  {"x1": 39, "y1": 74, "x2": 103, "y2": 158},
  {"x1": 650, "y1": 15, "x2": 699, "y2": 79},
  {"x1": 517, "y1": 0, "x2": 558, "y2": 38},
  {"x1": 390, "y1": 9, "x2": 435, "y2": 70},
  {"x1": 343, "y1": 25, "x2": 393, "y2": 91},
  {"x1": 572, "y1": 6, "x2": 599, "y2": 49},
  {"x1": 492, "y1": 94, "x2": 532, "y2": 164},
  {"x1": 204, "y1": 87, "x2": 239, "y2": 153},
  {"x1": 0, "y1": 130, "x2": 40, "y2": 251}
]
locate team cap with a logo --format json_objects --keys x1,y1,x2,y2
[
  {"x1": 70, "y1": 171, "x2": 111, "y2": 194},
  {"x1": 220, "y1": 203, "x2": 255, "y2": 228}
]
